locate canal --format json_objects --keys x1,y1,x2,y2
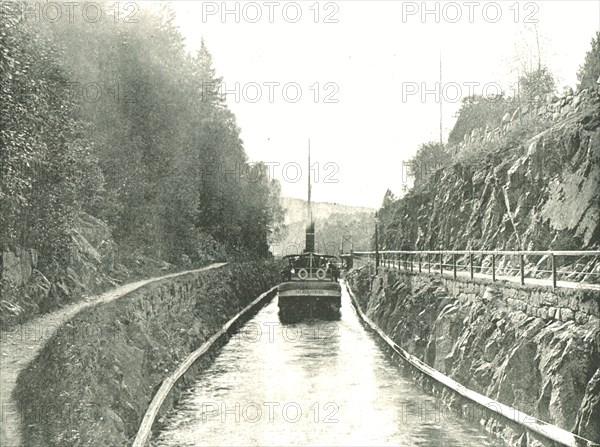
[{"x1": 154, "y1": 283, "x2": 507, "y2": 446}]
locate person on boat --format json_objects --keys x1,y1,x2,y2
[
  {"x1": 327, "y1": 259, "x2": 339, "y2": 282},
  {"x1": 281, "y1": 258, "x2": 293, "y2": 281}
]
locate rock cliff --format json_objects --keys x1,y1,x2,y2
[
  {"x1": 348, "y1": 268, "x2": 600, "y2": 445},
  {"x1": 1, "y1": 212, "x2": 128, "y2": 325},
  {"x1": 379, "y1": 88, "x2": 600, "y2": 280}
]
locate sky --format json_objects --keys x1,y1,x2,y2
[{"x1": 168, "y1": 0, "x2": 600, "y2": 208}]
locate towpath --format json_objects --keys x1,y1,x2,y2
[{"x1": 0, "y1": 263, "x2": 226, "y2": 447}]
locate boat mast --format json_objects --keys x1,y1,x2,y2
[
  {"x1": 308, "y1": 138, "x2": 312, "y2": 223},
  {"x1": 305, "y1": 139, "x2": 315, "y2": 254}
]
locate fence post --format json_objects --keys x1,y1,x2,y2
[
  {"x1": 452, "y1": 253, "x2": 457, "y2": 279},
  {"x1": 469, "y1": 253, "x2": 474, "y2": 280},
  {"x1": 492, "y1": 254, "x2": 496, "y2": 282},
  {"x1": 418, "y1": 253, "x2": 422, "y2": 273},
  {"x1": 428, "y1": 253, "x2": 431, "y2": 273},
  {"x1": 520, "y1": 254, "x2": 525, "y2": 285},
  {"x1": 439, "y1": 252, "x2": 443, "y2": 275},
  {"x1": 551, "y1": 254, "x2": 556, "y2": 289},
  {"x1": 410, "y1": 253, "x2": 414, "y2": 272}
]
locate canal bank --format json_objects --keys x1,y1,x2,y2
[
  {"x1": 346, "y1": 266, "x2": 600, "y2": 446},
  {"x1": 154, "y1": 285, "x2": 508, "y2": 447},
  {"x1": 12, "y1": 262, "x2": 279, "y2": 446}
]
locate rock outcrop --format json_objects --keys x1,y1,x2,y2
[
  {"x1": 348, "y1": 267, "x2": 600, "y2": 445},
  {"x1": 379, "y1": 88, "x2": 600, "y2": 280},
  {"x1": 1, "y1": 212, "x2": 127, "y2": 325}
]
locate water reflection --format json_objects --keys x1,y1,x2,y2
[{"x1": 154, "y1": 284, "x2": 506, "y2": 447}]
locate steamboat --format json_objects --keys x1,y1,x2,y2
[{"x1": 277, "y1": 143, "x2": 342, "y2": 322}]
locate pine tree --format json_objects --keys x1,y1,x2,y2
[{"x1": 577, "y1": 32, "x2": 600, "y2": 91}]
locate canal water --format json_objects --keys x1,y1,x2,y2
[{"x1": 154, "y1": 283, "x2": 507, "y2": 446}]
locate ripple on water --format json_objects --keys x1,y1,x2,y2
[{"x1": 154, "y1": 288, "x2": 508, "y2": 447}]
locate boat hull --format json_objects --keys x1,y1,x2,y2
[{"x1": 278, "y1": 281, "x2": 342, "y2": 322}]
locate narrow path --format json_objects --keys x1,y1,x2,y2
[
  {"x1": 0, "y1": 263, "x2": 227, "y2": 447},
  {"x1": 456, "y1": 269, "x2": 600, "y2": 291},
  {"x1": 355, "y1": 259, "x2": 600, "y2": 291}
]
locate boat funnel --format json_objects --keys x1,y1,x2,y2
[{"x1": 305, "y1": 221, "x2": 315, "y2": 253}]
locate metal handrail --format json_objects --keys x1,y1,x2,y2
[
  {"x1": 352, "y1": 250, "x2": 600, "y2": 289},
  {"x1": 353, "y1": 250, "x2": 600, "y2": 257}
]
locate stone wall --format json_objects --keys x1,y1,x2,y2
[
  {"x1": 456, "y1": 87, "x2": 599, "y2": 150},
  {"x1": 442, "y1": 275, "x2": 599, "y2": 323},
  {"x1": 14, "y1": 262, "x2": 279, "y2": 447},
  {"x1": 348, "y1": 267, "x2": 600, "y2": 445}
]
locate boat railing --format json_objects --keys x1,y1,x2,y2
[{"x1": 281, "y1": 265, "x2": 338, "y2": 282}]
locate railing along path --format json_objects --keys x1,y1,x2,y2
[{"x1": 352, "y1": 250, "x2": 600, "y2": 290}]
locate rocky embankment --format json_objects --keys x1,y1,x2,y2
[
  {"x1": 379, "y1": 87, "x2": 600, "y2": 279},
  {"x1": 14, "y1": 262, "x2": 278, "y2": 446},
  {"x1": 2, "y1": 212, "x2": 141, "y2": 326},
  {"x1": 1, "y1": 211, "x2": 228, "y2": 328},
  {"x1": 348, "y1": 267, "x2": 600, "y2": 445}
]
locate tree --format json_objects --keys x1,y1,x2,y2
[
  {"x1": 2, "y1": 0, "x2": 281, "y2": 282},
  {"x1": 407, "y1": 142, "x2": 449, "y2": 189},
  {"x1": 577, "y1": 31, "x2": 600, "y2": 91},
  {"x1": 518, "y1": 66, "x2": 556, "y2": 105},
  {"x1": 0, "y1": 4, "x2": 103, "y2": 272},
  {"x1": 194, "y1": 38, "x2": 225, "y2": 105},
  {"x1": 508, "y1": 25, "x2": 556, "y2": 106}
]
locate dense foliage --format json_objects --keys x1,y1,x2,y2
[
  {"x1": 1, "y1": 3, "x2": 104, "y2": 276},
  {"x1": 1, "y1": 3, "x2": 283, "y2": 290},
  {"x1": 577, "y1": 31, "x2": 600, "y2": 91},
  {"x1": 405, "y1": 141, "x2": 449, "y2": 189},
  {"x1": 518, "y1": 66, "x2": 556, "y2": 104}
]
